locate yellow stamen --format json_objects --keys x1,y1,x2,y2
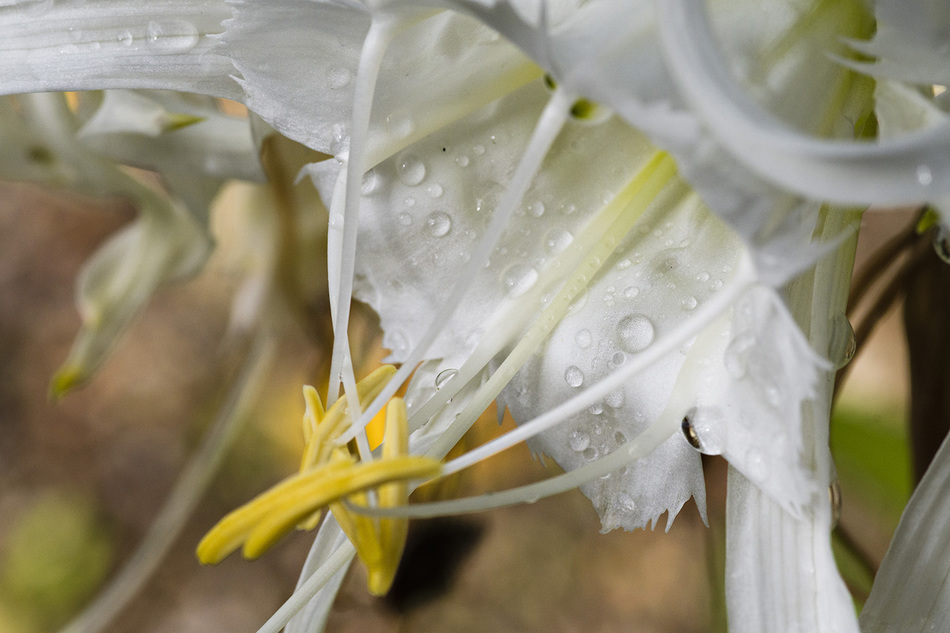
[
  {"x1": 196, "y1": 453, "x2": 439, "y2": 564},
  {"x1": 197, "y1": 367, "x2": 441, "y2": 599},
  {"x1": 299, "y1": 365, "x2": 397, "y2": 472}
]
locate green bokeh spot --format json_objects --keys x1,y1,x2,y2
[{"x1": 1, "y1": 491, "x2": 115, "y2": 626}]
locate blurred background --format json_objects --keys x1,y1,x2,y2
[{"x1": 0, "y1": 178, "x2": 916, "y2": 633}]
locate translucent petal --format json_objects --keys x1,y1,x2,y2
[
  {"x1": 860, "y1": 433, "x2": 950, "y2": 633},
  {"x1": 224, "y1": 2, "x2": 538, "y2": 160},
  {"x1": 687, "y1": 287, "x2": 829, "y2": 514},
  {"x1": 0, "y1": 0, "x2": 239, "y2": 98},
  {"x1": 1, "y1": 93, "x2": 213, "y2": 394},
  {"x1": 349, "y1": 79, "x2": 654, "y2": 364},
  {"x1": 502, "y1": 184, "x2": 742, "y2": 530},
  {"x1": 656, "y1": 0, "x2": 950, "y2": 206},
  {"x1": 847, "y1": 0, "x2": 950, "y2": 85}
]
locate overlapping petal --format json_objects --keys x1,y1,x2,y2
[{"x1": 0, "y1": 0, "x2": 238, "y2": 98}]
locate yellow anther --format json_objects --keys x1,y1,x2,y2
[
  {"x1": 197, "y1": 367, "x2": 442, "y2": 597},
  {"x1": 196, "y1": 452, "x2": 439, "y2": 565},
  {"x1": 299, "y1": 365, "x2": 397, "y2": 472},
  {"x1": 331, "y1": 398, "x2": 414, "y2": 595}
]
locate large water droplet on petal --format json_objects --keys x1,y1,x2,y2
[
  {"x1": 435, "y1": 368, "x2": 458, "y2": 389},
  {"x1": 564, "y1": 365, "x2": 585, "y2": 388},
  {"x1": 395, "y1": 153, "x2": 426, "y2": 186},
  {"x1": 544, "y1": 228, "x2": 573, "y2": 255},
  {"x1": 146, "y1": 20, "x2": 199, "y2": 53},
  {"x1": 569, "y1": 430, "x2": 590, "y2": 452},
  {"x1": 386, "y1": 109, "x2": 414, "y2": 139},
  {"x1": 828, "y1": 312, "x2": 856, "y2": 369},
  {"x1": 501, "y1": 264, "x2": 539, "y2": 297},
  {"x1": 616, "y1": 314, "x2": 655, "y2": 352},
  {"x1": 361, "y1": 169, "x2": 381, "y2": 196},
  {"x1": 423, "y1": 211, "x2": 452, "y2": 238},
  {"x1": 681, "y1": 407, "x2": 724, "y2": 455}
]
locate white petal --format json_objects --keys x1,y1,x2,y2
[
  {"x1": 726, "y1": 467, "x2": 858, "y2": 633},
  {"x1": 860, "y1": 432, "x2": 950, "y2": 633},
  {"x1": 502, "y1": 178, "x2": 743, "y2": 531},
  {"x1": 0, "y1": 0, "x2": 239, "y2": 98},
  {"x1": 4, "y1": 93, "x2": 213, "y2": 392},
  {"x1": 351, "y1": 79, "x2": 652, "y2": 364},
  {"x1": 847, "y1": 0, "x2": 950, "y2": 85},
  {"x1": 689, "y1": 287, "x2": 829, "y2": 514},
  {"x1": 225, "y1": 3, "x2": 538, "y2": 160},
  {"x1": 78, "y1": 91, "x2": 264, "y2": 187},
  {"x1": 656, "y1": 0, "x2": 950, "y2": 206}
]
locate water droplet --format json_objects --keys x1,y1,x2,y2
[
  {"x1": 610, "y1": 352, "x2": 625, "y2": 367},
  {"x1": 455, "y1": 154, "x2": 470, "y2": 167},
  {"x1": 622, "y1": 286, "x2": 639, "y2": 300},
  {"x1": 542, "y1": 228, "x2": 573, "y2": 255},
  {"x1": 397, "y1": 212, "x2": 412, "y2": 226},
  {"x1": 327, "y1": 67, "x2": 352, "y2": 89},
  {"x1": 473, "y1": 144, "x2": 486, "y2": 155},
  {"x1": 385, "y1": 109, "x2": 414, "y2": 139},
  {"x1": 616, "y1": 314, "x2": 655, "y2": 353},
  {"x1": 528, "y1": 201, "x2": 545, "y2": 217},
  {"x1": 696, "y1": 271, "x2": 710, "y2": 282},
  {"x1": 569, "y1": 430, "x2": 590, "y2": 452},
  {"x1": 116, "y1": 30, "x2": 134, "y2": 46},
  {"x1": 501, "y1": 264, "x2": 539, "y2": 297},
  {"x1": 829, "y1": 479, "x2": 842, "y2": 529},
  {"x1": 582, "y1": 447, "x2": 598, "y2": 460},
  {"x1": 681, "y1": 412, "x2": 702, "y2": 450},
  {"x1": 917, "y1": 164, "x2": 933, "y2": 186},
  {"x1": 828, "y1": 312, "x2": 856, "y2": 369},
  {"x1": 423, "y1": 184, "x2": 443, "y2": 199},
  {"x1": 681, "y1": 407, "x2": 724, "y2": 455},
  {"x1": 614, "y1": 431, "x2": 627, "y2": 445},
  {"x1": 568, "y1": 289, "x2": 588, "y2": 313},
  {"x1": 680, "y1": 295, "x2": 698, "y2": 311},
  {"x1": 403, "y1": 196, "x2": 416, "y2": 208},
  {"x1": 724, "y1": 333, "x2": 756, "y2": 379},
  {"x1": 605, "y1": 389, "x2": 624, "y2": 408},
  {"x1": 360, "y1": 169, "x2": 381, "y2": 196},
  {"x1": 145, "y1": 20, "x2": 199, "y2": 53},
  {"x1": 423, "y1": 211, "x2": 452, "y2": 237},
  {"x1": 564, "y1": 365, "x2": 585, "y2": 388},
  {"x1": 395, "y1": 153, "x2": 426, "y2": 186},
  {"x1": 575, "y1": 329, "x2": 592, "y2": 349},
  {"x1": 435, "y1": 368, "x2": 458, "y2": 389},
  {"x1": 588, "y1": 403, "x2": 603, "y2": 415}
]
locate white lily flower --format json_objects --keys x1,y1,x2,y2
[
  {"x1": 212, "y1": 3, "x2": 873, "y2": 633},
  {"x1": 2, "y1": 1, "x2": 947, "y2": 633}
]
